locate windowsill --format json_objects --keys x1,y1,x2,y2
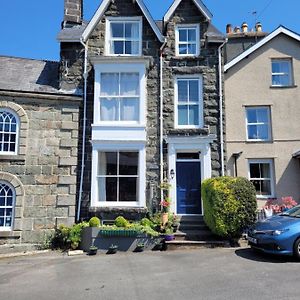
[
  {"x1": 92, "y1": 124, "x2": 145, "y2": 128},
  {"x1": 245, "y1": 140, "x2": 273, "y2": 144},
  {"x1": 172, "y1": 55, "x2": 204, "y2": 61},
  {"x1": 0, "y1": 154, "x2": 25, "y2": 161},
  {"x1": 89, "y1": 206, "x2": 147, "y2": 213},
  {"x1": 0, "y1": 230, "x2": 21, "y2": 238},
  {"x1": 270, "y1": 85, "x2": 297, "y2": 89},
  {"x1": 90, "y1": 56, "x2": 152, "y2": 68}
]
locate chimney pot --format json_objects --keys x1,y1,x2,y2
[
  {"x1": 226, "y1": 24, "x2": 232, "y2": 34},
  {"x1": 241, "y1": 22, "x2": 248, "y2": 33},
  {"x1": 234, "y1": 26, "x2": 241, "y2": 33},
  {"x1": 255, "y1": 22, "x2": 262, "y2": 32}
]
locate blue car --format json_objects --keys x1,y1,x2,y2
[{"x1": 247, "y1": 205, "x2": 300, "y2": 259}]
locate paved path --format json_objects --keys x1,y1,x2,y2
[{"x1": 0, "y1": 248, "x2": 299, "y2": 300}]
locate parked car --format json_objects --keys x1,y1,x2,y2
[{"x1": 247, "y1": 205, "x2": 300, "y2": 259}]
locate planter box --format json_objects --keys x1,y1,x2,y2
[{"x1": 80, "y1": 227, "x2": 161, "y2": 252}]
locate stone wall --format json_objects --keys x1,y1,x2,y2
[
  {"x1": 162, "y1": 0, "x2": 223, "y2": 177},
  {"x1": 0, "y1": 95, "x2": 80, "y2": 244}
]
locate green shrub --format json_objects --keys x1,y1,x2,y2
[
  {"x1": 89, "y1": 217, "x2": 101, "y2": 227},
  {"x1": 115, "y1": 216, "x2": 129, "y2": 227},
  {"x1": 202, "y1": 176, "x2": 257, "y2": 238},
  {"x1": 140, "y1": 218, "x2": 152, "y2": 227}
]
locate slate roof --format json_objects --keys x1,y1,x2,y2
[
  {"x1": 205, "y1": 23, "x2": 225, "y2": 42},
  {"x1": 0, "y1": 56, "x2": 76, "y2": 95},
  {"x1": 57, "y1": 22, "x2": 87, "y2": 42}
]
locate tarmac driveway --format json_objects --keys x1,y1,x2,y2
[{"x1": 0, "y1": 247, "x2": 299, "y2": 300}]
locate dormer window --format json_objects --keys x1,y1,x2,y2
[
  {"x1": 106, "y1": 17, "x2": 142, "y2": 56},
  {"x1": 175, "y1": 24, "x2": 200, "y2": 56}
]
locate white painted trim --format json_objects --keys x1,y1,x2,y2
[
  {"x1": 105, "y1": 17, "x2": 143, "y2": 56},
  {"x1": 247, "y1": 158, "x2": 275, "y2": 199},
  {"x1": 93, "y1": 62, "x2": 146, "y2": 127},
  {"x1": 174, "y1": 75, "x2": 203, "y2": 129},
  {"x1": 175, "y1": 24, "x2": 200, "y2": 57},
  {"x1": 271, "y1": 58, "x2": 293, "y2": 87},
  {"x1": 82, "y1": 0, "x2": 164, "y2": 43},
  {"x1": 91, "y1": 142, "x2": 146, "y2": 208},
  {"x1": 225, "y1": 26, "x2": 300, "y2": 71},
  {"x1": 163, "y1": 0, "x2": 212, "y2": 23},
  {"x1": 245, "y1": 106, "x2": 272, "y2": 142},
  {"x1": 0, "y1": 180, "x2": 16, "y2": 231},
  {"x1": 166, "y1": 136, "x2": 214, "y2": 215}
]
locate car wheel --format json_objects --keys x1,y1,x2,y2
[{"x1": 293, "y1": 238, "x2": 300, "y2": 259}]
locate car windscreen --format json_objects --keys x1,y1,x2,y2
[{"x1": 280, "y1": 205, "x2": 300, "y2": 218}]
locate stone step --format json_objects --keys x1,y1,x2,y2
[
  {"x1": 166, "y1": 240, "x2": 230, "y2": 251},
  {"x1": 178, "y1": 215, "x2": 204, "y2": 224},
  {"x1": 0, "y1": 244, "x2": 39, "y2": 255},
  {"x1": 174, "y1": 231, "x2": 186, "y2": 241},
  {"x1": 178, "y1": 223, "x2": 208, "y2": 231}
]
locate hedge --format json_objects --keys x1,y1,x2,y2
[{"x1": 202, "y1": 176, "x2": 257, "y2": 238}]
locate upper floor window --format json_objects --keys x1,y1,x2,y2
[
  {"x1": 175, "y1": 24, "x2": 200, "y2": 56},
  {"x1": 106, "y1": 17, "x2": 142, "y2": 56},
  {"x1": 0, "y1": 109, "x2": 19, "y2": 155},
  {"x1": 94, "y1": 63, "x2": 146, "y2": 125},
  {"x1": 175, "y1": 76, "x2": 203, "y2": 128},
  {"x1": 246, "y1": 107, "x2": 271, "y2": 141},
  {"x1": 0, "y1": 182, "x2": 15, "y2": 230},
  {"x1": 248, "y1": 159, "x2": 274, "y2": 198},
  {"x1": 271, "y1": 59, "x2": 293, "y2": 87}
]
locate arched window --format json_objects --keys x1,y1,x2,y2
[
  {"x1": 0, "y1": 182, "x2": 15, "y2": 230},
  {"x1": 0, "y1": 110, "x2": 19, "y2": 154}
]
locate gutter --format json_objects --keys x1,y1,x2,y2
[
  {"x1": 159, "y1": 39, "x2": 167, "y2": 203},
  {"x1": 77, "y1": 38, "x2": 88, "y2": 222},
  {"x1": 218, "y1": 39, "x2": 227, "y2": 177}
]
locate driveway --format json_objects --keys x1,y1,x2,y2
[{"x1": 0, "y1": 248, "x2": 299, "y2": 300}]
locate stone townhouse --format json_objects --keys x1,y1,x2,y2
[
  {"x1": 0, "y1": 57, "x2": 81, "y2": 246},
  {"x1": 58, "y1": 0, "x2": 225, "y2": 222},
  {"x1": 0, "y1": 0, "x2": 225, "y2": 246}
]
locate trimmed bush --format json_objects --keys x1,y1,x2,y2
[
  {"x1": 202, "y1": 176, "x2": 257, "y2": 238},
  {"x1": 89, "y1": 217, "x2": 101, "y2": 227},
  {"x1": 115, "y1": 216, "x2": 129, "y2": 228}
]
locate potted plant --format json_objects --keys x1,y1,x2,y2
[
  {"x1": 134, "y1": 242, "x2": 145, "y2": 252},
  {"x1": 163, "y1": 228, "x2": 175, "y2": 241},
  {"x1": 89, "y1": 245, "x2": 98, "y2": 256},
  {"x1": 107, "y1": 244, "x2": 118, "y2": 255}
]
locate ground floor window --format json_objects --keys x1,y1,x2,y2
[
  {"x1": 97, "y1": 151, "x2": 139, "y2": 202},
  {"x1": 248, "y1": 159, "x2": 274, "y2": 197},
  {"x1": 0, "y1": 181, "x2": 15, "y2": 230}
]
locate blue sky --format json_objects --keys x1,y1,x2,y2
[{"x1": 0, "y1": 0, "x2": 299, "y2": 61}]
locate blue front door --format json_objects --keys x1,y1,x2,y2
[{"x1": 176, "y1": 160, "x2": 202, "y2": 215}]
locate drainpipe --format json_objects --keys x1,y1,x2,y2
[
  {"x1": 159, "y1": 39, "x2": 167, "y2": 203},
  {"x1": 218, "y1": 39, "x2": 227, "y2": 177},
  {"x1": 77, "y1": 38, "x2": 88, "y2": 222}
]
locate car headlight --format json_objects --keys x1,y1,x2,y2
[{"x1": 271, "y1": 229, "x2": 289, "y2": 236}]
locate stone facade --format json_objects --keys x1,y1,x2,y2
[{"x1": 0, "y1": 94, "x2": 80, "y2": 244}]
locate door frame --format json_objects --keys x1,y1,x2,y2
[{"x1": 166, "y1": 135, "x2": 215, "y2": 216}]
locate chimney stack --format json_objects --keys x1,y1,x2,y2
[
  {"x1": 64, "y1": 0, "x2": 83, "y2": 27},
  {"x1": 241, "y1": 22, "x2": 248, "y2": 33},
  {"x1": 226, "y1": 24, "x2": 233, "y2": 34}
]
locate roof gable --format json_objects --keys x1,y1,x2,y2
[
  {"x1": 224, "y1": 26, "x2": 300, "y2": 72},
  {"x1": 163, "y1": 0, "x2": 212, "y2": 23},
  {"x1": 82, "y1": 0, "x2": 165, "y2": 43}
]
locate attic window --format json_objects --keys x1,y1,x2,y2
[
  {"x1": 106, "y1": 17, "x2": 142, "y2": 56},
  {"x1": 175, "y1": 24, "x2": 200, "y2": 56}
]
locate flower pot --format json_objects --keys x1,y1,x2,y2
[
  {"x1": 134, "y1": 245, "x2": 145, "y2": 253},
  {"x1": 89, "y1": 247, "x2": 98, "y2": 256},
  {"x1": 107, "y1": 246, "x2": 118, "y2": 255},
  {"x1": 164, "y1": 234, "x2": 174, "y2": 241},
  {"x1": 162, "y1": 213, "x2": 169, "y2": 226}
]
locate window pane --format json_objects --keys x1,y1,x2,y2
[
  {"x1": 280, "y1": 75, "x2": 290, "y2": 86},
  {"x1": 111, "y1": 23, "x2": 123, "y2": 38},
  {"x1": 179, "y1": 29, "x2": 187, "y2": 42},
  {"x1": 100, "y1": 73, "x2": 119, "y2": 96},
  {"x1": 248, "y1": 125, "x2": 257, "y2": 139},
  {"x1": 112, "y1": 41, "x2": 124, "y2": 54},
  {"x1": 120, "y1": 73, "x2": 139, "y2": 96},
  {"x1": 260, "y1": 163, "x2": 270, "y2": 178},
  {"x1": 256, "y1": 108, "x2": 268, "y2": 123},
  {"x1": 179, "y1": 44, "x2": 188, "y2": 55},
  {"x1": 257, "y1": 125, "x2": 269, "y2": 140},
  {"x1": 188, "y1": 29, "x2": 196, "y2": 42},
  {"x1": 189, "y1": 80, "x2": 199, "y2": 102},
  {"x1": 250, "y1": 163, "x2": 260, "y2": 178},
  {"x1": 98, "y1": 152, "x2": 117, "y2": 176},
  {"x1": 272, "y1": 75, "x2": 281, "y2": 86},
  {"x1": 188, "y1": 44, "x2": 196, "y2": 54},
  {"x1": 119, "y1": 177, "x2": 137, "y2": 201},
  {"x1": 0, "y1": 217, "x2": 4, "y2": 226},
  {"x1": 272, "y1": 62, "x2": 280, "y2": 73},
  {"x1": 100, "y1": 98, "x2": 119, "y2": 121},
  {"x1": 105, "y1": 178, "x2": 118, "y2": 202},
  {"x1": 120, "y1": 98, "x2": 139, "y2": 121},
  {"x1": 6, "y1": 196, "x2": 13, "y2": 206},
  {"x1": 0, "y1": 208, "x2": 4, "y2": 216},
  {"x1": 247, "y1": 109, "x2": 257, "y2": 123},
  {"x1": 125, "y1": 23, "x2": 139, "y2": 39},
  {"x1": 119, "y1": 152, "x2": 138, "y2": 175},
  {"x1": 261, "y1": 180, "x2": 271, "y2": 195},
  {"x1": 178, "y1": 81, "x2": 188, "y2": 102},
  {"x1": 189, "y1": 105, "x2": 199, "y2": 125},
  {"x1": 178, "y1": 105, "x2": 188, "y2": 125}
]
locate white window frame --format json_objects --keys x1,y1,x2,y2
[
  {"x1": 0, "y1": 181, "x2": 15, "y2": 231},
  {"x1": 94, "y1": 63, "x2": 146, "y2": 127},
  {"x1": 175, "y1": 24, "x2": 200, "y2": 57},
  {"x1": 271, "y1": 58, "x2": 293, "y2": 87},
  {"x1": 91, "y1": 142, "x2": 146, "y2": 208},
  {"x1": 248, "y1": 159, "x2": 275, "y2": 198},
  {"x1": 105, "y1": 17, "x2": 143, "y2": 56},
  {"x1": 245, "y1": 106, "x2": 272, "y2": 142},
  {"x1": 174, "y1": 75, "x2": 203, "y2": 129},
  {"x1": 0, "y1": 108, "x2": 19, "y2": 155}
]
